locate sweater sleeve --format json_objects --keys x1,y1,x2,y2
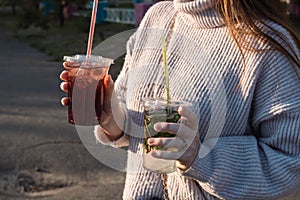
[
  {"x1": 94, "y1": 33, "x2": 137, "y2": 147},
  {"x1": 180, "y1": 52, "x2": 300, "y2": 199}
]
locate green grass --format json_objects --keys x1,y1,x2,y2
[
  {"x1": 1, "y1": 12, "x2": 134, "y2": 59},
  {"x1": 0, "y1": 9, "x2": 299, "y2": 79},
  {"x1": 0, "y1": 10, "x2": 135, "y2": 78}
]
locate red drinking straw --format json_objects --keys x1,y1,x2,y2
[{"x1": 86, "y1": 0, "x2": 99, "y2": 58}]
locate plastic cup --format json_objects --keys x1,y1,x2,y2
[
  {"x1": 142, "y1": 97, "x2": 191, "y2": 173},
  {"x1": 63, "y1": 54, "x2": 113, "y2": 126}
]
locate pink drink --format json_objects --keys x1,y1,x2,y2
[
  {"x1": 63, "y1": 0, "x2": 107, "y2": 125},
  {"x1": 64, "y1": 55, "x2": 113, "y2": 126}
]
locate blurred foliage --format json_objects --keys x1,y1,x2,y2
[
  {"x1": 0, "y1": 0, "x2": 299, "y2": 78},
  {"x1": 17, "y1": 0, "x2": 43, "y2": 28},
  {"x1": 0, "y1": 9, "x2": 134, "y2": 78},
  {"x1": 0, "y1": 0, "x2": 9, "y2": 6},
  {"x1": 293, "y1": 0, "x2": 300, "y2": 5},
  {"x1": 10, "y1": 0, "x2": 91, "y2": 30},
  {"x1": 17, "y1": 9, "x2": 50, "y2": 30}
]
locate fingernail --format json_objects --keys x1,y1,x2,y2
[
  {"x1": 178, "y1": 106, "x2": 183, "y2": 114},
  {"x1": 147, "y1": 138, "x2": 154, "y2": 145},
  {"x1": 154, "y1": 123, "x2": 161, "y2": 131}
]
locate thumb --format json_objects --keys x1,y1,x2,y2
[{"x1": 103, "y1": 74, "x2": 115, "y2": 113}]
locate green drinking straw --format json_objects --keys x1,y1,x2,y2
[{"x1": 162, "y1": 37, "x2": 171, "y2": 104}]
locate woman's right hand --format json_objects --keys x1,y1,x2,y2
[
  {"x1": 59, "y1": 70, "x2": 125, "y2": 140},
  {"x1": 59, "y1": 70, "x2": 71, "y2": 106}
]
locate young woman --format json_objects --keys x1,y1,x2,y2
[{"x1": 60, "y1": 0, "x2": 300, "y2": 199}]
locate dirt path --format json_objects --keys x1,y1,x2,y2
[{"x1": 0, "y1": 27, "x2": 125, "y2": 199}]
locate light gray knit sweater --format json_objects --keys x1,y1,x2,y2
[{"x1": 95, "y1": 0, "x2": 300, "y2": 199}]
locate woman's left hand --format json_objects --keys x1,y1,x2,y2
[{"x1": 147, "y1": 106, "x2": 200, "y2": 171}]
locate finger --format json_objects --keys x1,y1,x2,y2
[
  {"x1": 60, "y1": 70, "x2": 69, "y2": 81},
  {"x1": 154, "y1": 122, "x2": 194, "y2": 139},
  {"x1": 103, "y1": 74, "x2": 115, "y2": 113},
  {"x1": 154, "y1": 122, "x2": 180, "y2": 135},
  {"x1": 103, "y1": 74, "x2": 114, "y2": 95},
  {"x1": 63, "y1": 61, "x2": 80, "y2": 69},
  {"x1": 60, "y1": 82, "x2": 69, "y2": 92},
  {"x1": 178, "y1": 106, "x2": 198, "y2": 130},
  {"x1": 148, "y1": 137, "x2": 183, "y2": 149},
  {"x1": 150, "y1": 150, "x2": 183, "y2": 160},
  {"x1": 156, "y1": 122, "x2": 196, "y2": 141},
  {"x1": 61, "y1": 97, "x2": 71, "y2": 106}
]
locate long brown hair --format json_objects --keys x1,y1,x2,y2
[{"x1": 215, "y1": 0, "x2": 300, "y2": 77}]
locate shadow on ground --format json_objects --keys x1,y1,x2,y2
[{"x1": 0, "y1": 27, "x2": 125, "y2": 199}]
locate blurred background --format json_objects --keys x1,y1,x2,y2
[
  {"x1": 0, "y1": 0, "x2": 299, "y2": 199},
  {"x1": 0, "y1": 0, "x2": 298, "y2": 75}
]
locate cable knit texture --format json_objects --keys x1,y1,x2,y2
[{"x1": 95, "y1": 0, "x2": 300, "y2": 199}]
